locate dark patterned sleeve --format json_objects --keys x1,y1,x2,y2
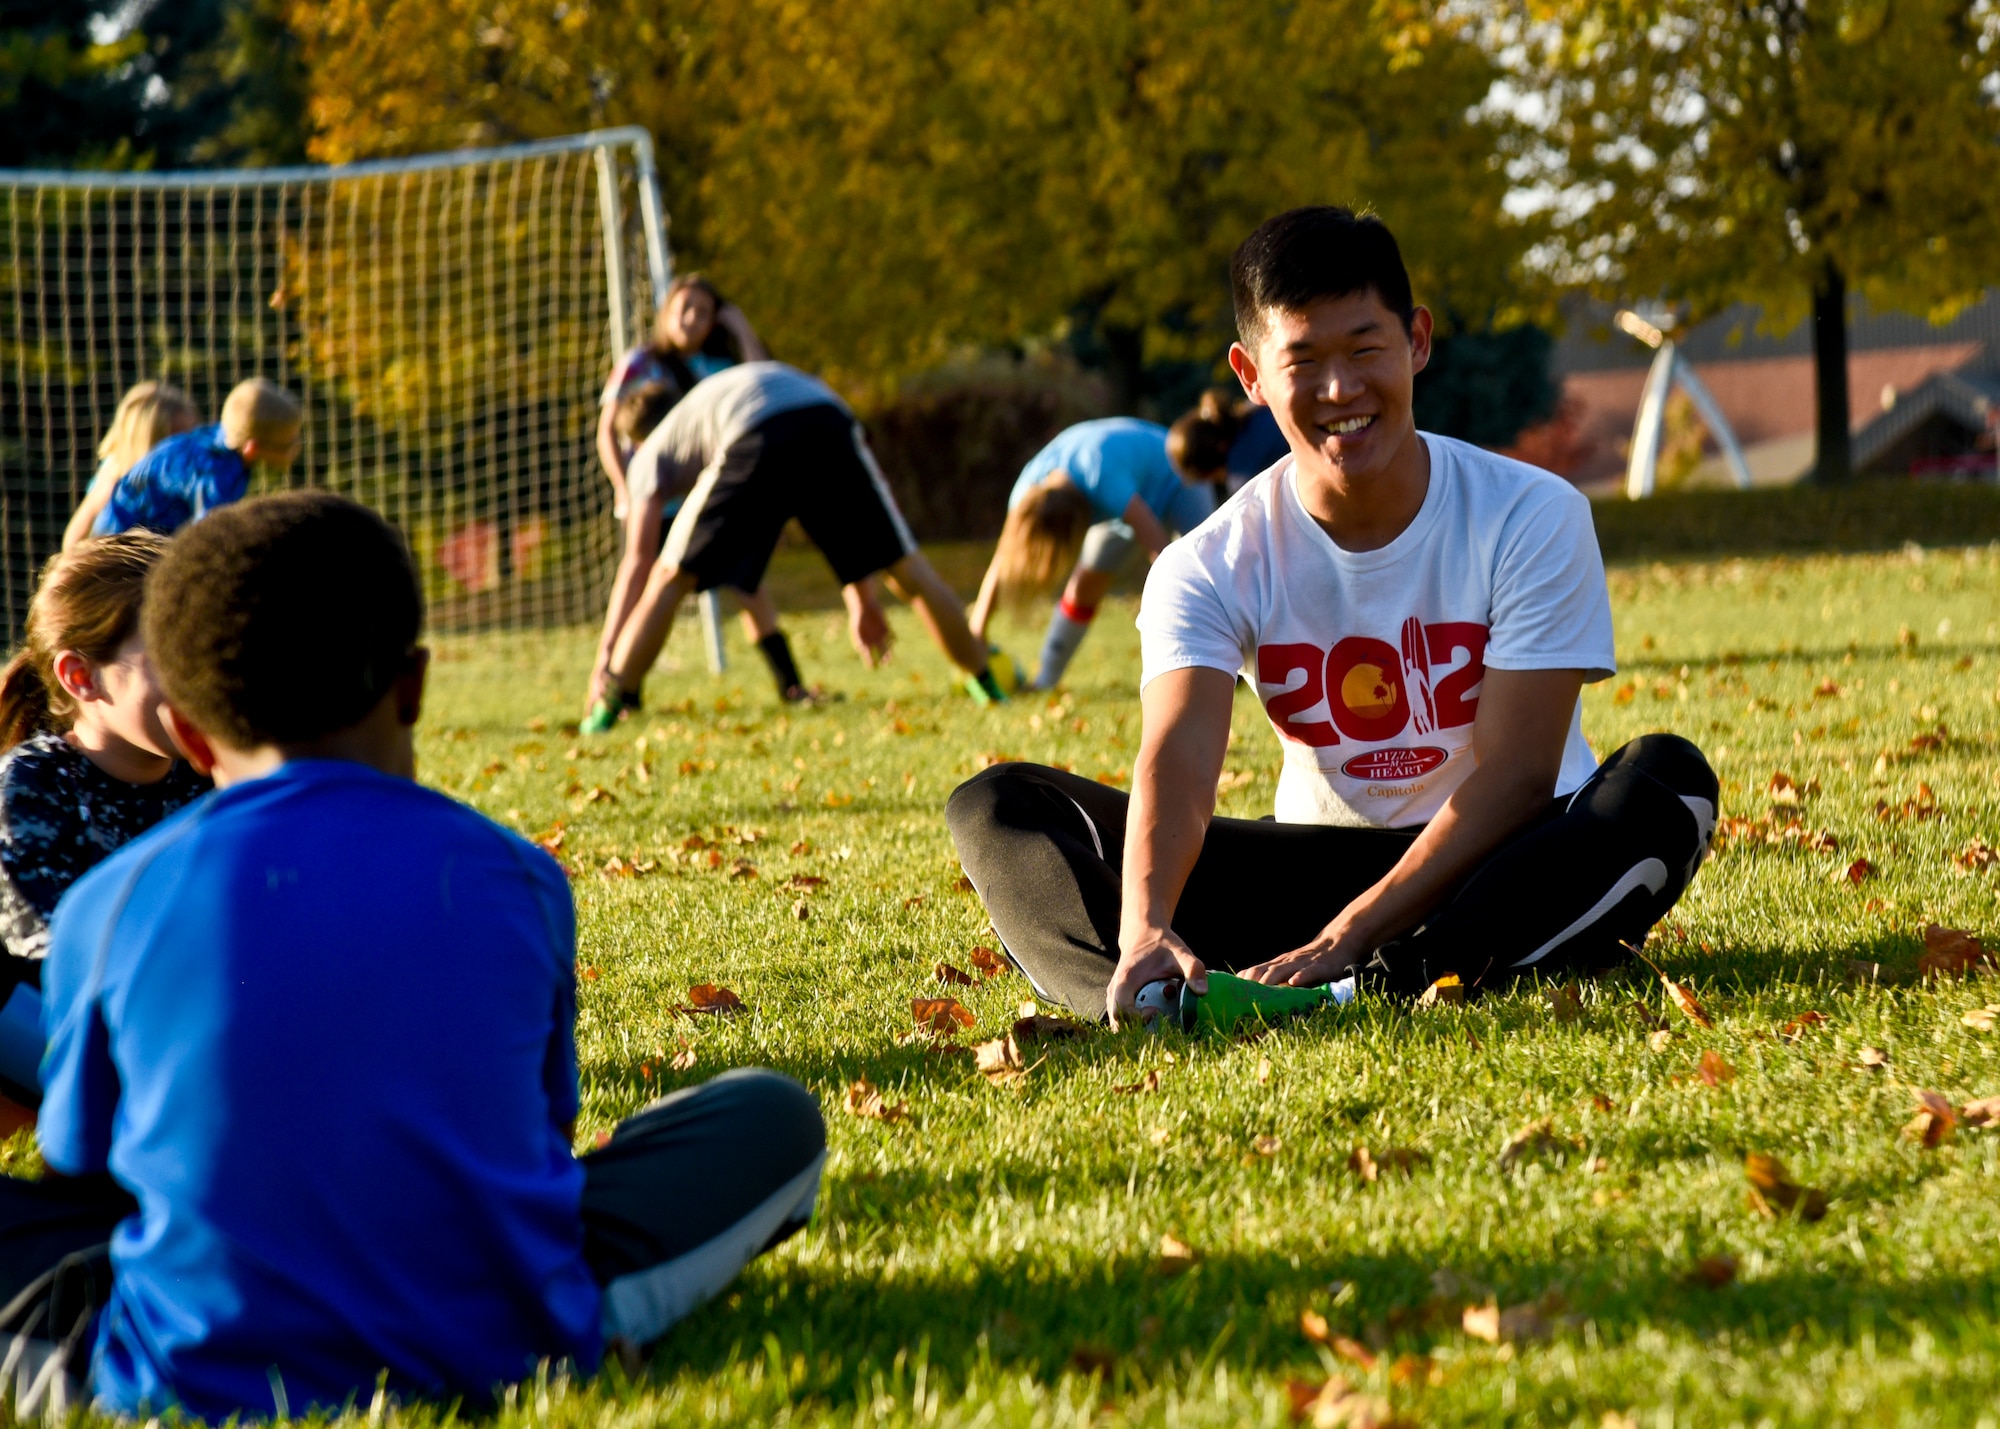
[{"x1": 0, "y1": 753, "x2": 78, "y2": 960}]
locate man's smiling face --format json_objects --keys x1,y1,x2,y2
[{"x1": 1230, "y1": 289, "x2": 1433, "y2": 486}]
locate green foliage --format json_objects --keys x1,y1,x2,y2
[
  {"x1": 1413, "y1": 324, "x2": 1560, "y2": 449},
  {"x1": 0, "y1": 0, "x2": 311, "y2": 170},
  {"x1": 0, "y1": 0, "x2": 157, "y2": 168},
  {"x1": 292, "y1": 0, "x2": 1547, "y2": 398}
]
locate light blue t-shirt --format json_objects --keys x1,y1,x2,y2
[
  {"x1": 40, "y1": 760, "x2": 597, "y2": 1420},
  {"x1": 1008, "y1": 418, "x2": 1185, "y2": 525}
]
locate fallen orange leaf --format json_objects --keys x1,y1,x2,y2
[
  {"x1": 933, "y1": 961, "x2": 976, "y2": 986},
  {"x1": 1462, "y1": 1299, "x2": 1552, "y2": 1345},
  {"x1": 911, "y1": 996, "x2": 976, "y2": 1035},
  {"x1": 1157, "y1": 1233, "x2": 1197, "y2": 1274},
  {"x1": 1115, "y1": 1069, "x2": 1163, "y2": 1094},
  {"x1": 687, "y1": 983, "x2": 744, "y2": 1015},
  {"x1": 1844, "y1": 859, "x2": 1876, "y2": 885},
  {"x1": 1779, "y1": 1010, "x2": 1827, "y2": 1041},
  {"x1": 1919, "y1": 924, "x2": 1994, "y2": 979},
  {"x1": 1498, "y1": 1117, "x2": 1570, "y2": 1169},
  {"x1": 1698, "y1": 1049, "x2": 1737, "y2": 1086},
  {"x1": 844, "y1": 1076, "x2": 907, "y2": 1123},
  {"x1": 1665, "y1": 978, "x2": 1714, "y2": 1029},
  {"x1": 1744, "y1": 1153, "x2": 1828, "y2": 1221},
  {"x1": 1904, "y1": 1089, "x2": 1957, "y2": 1148},
  {"x1": 1689, "y1": 1254, "x2": 1738, "y2": 1288},
  {"x1": 1013, "y1": 1013, "x2": 1087, "y2": 1043},
  {"x1": 1416, "y1": 974, "x2": 1465, "y2": 1008},
  {"x1": 972, "y1": 1034, "x2": 1025, "y2": 1083},
  {"x1": 969, "y1": 945, "x2": 1009, "y2": 978}
]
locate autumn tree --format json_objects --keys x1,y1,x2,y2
[
  {"x1": 291, "y1": 0, "x2": 1545, "y2": 403},
  {"x1": 1508, "y1": 0, "x2": 2000, "y2": 482}
]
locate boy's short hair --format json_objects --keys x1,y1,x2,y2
[
  {"x1": 219, "y1": 377, "x2": 303, "y2": 450},
  {"x1": 145, "y1": 492, "x2": 423, "y2": 749},
  {"x1": 1231, "y1": 207, "x2": 1415, "y2": 345}
]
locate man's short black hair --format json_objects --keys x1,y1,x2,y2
[
  {"x1": 145, "y1": 492, "x2": 424, "y2": 750},
  {"x1": 1230, "y1": 207, "x2": 1415, "y2": 345}
]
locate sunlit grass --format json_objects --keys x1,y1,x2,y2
[{"x1": 367, "y1": 531, "x2": 2000, "y2": 1427}]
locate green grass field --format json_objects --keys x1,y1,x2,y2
[
  {"x1": 19, "y1": 491, "x2": 1996, "y2": 1427},
  {"x1": 368, "y1": 505, "x2": 2000, "y2": 1429}
]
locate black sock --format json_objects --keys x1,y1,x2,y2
[{"x1": 757, "y1": 631, "x2": 805, "y2": 698}]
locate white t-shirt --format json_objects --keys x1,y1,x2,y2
[{"x1": 1137, "y1": 435, "x2": 1615, "y2": 828}]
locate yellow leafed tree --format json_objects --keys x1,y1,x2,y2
[{"x1": 291, "y1": 0, "x2": 1542, "y2": 398}]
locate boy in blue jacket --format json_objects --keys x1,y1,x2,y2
[{"x1": 0, "y1": 492, "x2": 823, "y2": 1419}]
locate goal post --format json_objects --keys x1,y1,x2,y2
[{"x1": 0, "y1": 127, "x2": 729, "y2": 667}]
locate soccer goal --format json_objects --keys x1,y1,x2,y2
[{"x1": 0, "y1": 127, "x2": 725, "y2": 656}]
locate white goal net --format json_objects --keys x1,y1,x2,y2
[{"x1": 0, "y1": 128, "x2": 672, "y2": 643}]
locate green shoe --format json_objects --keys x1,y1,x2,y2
[
  {"x1": 963, "y1": 667, "x2": 1009, "y2": 705},
  {"x1": 581, "y1": 689, "x2": 640, "y2": 735}
]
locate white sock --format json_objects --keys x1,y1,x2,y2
[{"x1": 1035, "y1": 602, "x2": 1095, "y2": 689}]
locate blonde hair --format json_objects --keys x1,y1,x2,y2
[
  {"x1": 96, "y1": 381, "x2": 197, "y2": 482},
  {"x1": 1166, "y1": 388, "x2": 1248, "y2": 480},
  {"x1": 0, "y1": 533, "x2": 171, "y2": 750},
  {"x1": 219, "y1": 377, "x2": 302, "y2": 450},
  {"x1": 989, "y1": 473, "x2": 1095, "y2": 606}
]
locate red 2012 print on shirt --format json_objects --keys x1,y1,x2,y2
[{"x1": 1257, "y1": 621, "x2": 1487, "y2": 748}]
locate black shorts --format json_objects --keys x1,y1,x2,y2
[{"x1": 660, "y1": 404, "x2": 917, "y2": 594}]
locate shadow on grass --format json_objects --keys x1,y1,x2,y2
[{"x1": 636, "y1": 1237, "x2": 2000, "y2": 1404}]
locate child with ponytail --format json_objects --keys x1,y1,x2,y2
[
  {"x1": 968, "y1": 396, "x2": 1242, "y2": 690},
  {"x1": 0, "y1": 535, "x2": 210, "y2": 1102}
]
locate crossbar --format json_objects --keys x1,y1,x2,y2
[{"x1": 0, "y1": 127, "x2": 662, "y2": 191}]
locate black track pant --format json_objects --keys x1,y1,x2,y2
[
  {"x1": 0, "y1": 1069, "x2": 825, "y2": 1406},
  {"x1": 947, "y1": 734, "x2": 1717, "y2": 1020}
]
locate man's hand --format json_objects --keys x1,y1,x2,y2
[
  {"x1": 1246, "y1": 667, "x2": 1588, "y2": 984},
  {"x1": 844, "y1": 580, "x2": 893, "y2": 666},
  {"x1": 1237, "y1": 921, "x2": 1365, "y2": 987},
  {"x1": 1113, "y1": 668, "x2": 1235, "y2": 1027},
  {"x1": 1106, "y1": 925, "x2": 1208, "y2": 1030}
]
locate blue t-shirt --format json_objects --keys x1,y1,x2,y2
[
  {"x1": 40, "y1": 761, "x2": 597, "y2": 1420},
  {"x1": 92, "y1": 424, "x2": 251, "y2": 537},
  {"x1": 1227, "y1": 406, "x2": 1290, "y2": 484},
  {"x1": 1008, "y1": 418, "x2": 1184, "y2": 525}
]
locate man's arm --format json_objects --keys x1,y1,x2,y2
[
  {"x1": 1119, "y1": 495, "x2": 1172, "y2": 559},
  {"x1": 842, "y1": 578, "x2": 893, "y2": 666},
  {"x1": 1106, "y1": 666, "x2": 1236, "y2": 1026},
  {"x1": 595, "y1": 404, "x2": 630, "y2": 510},
  {"x1": 592, "y1": 493, "x2": 666, "y2": 690},
  {"x1": 1239, "y1": 666, "x2": 1585, "y2": 987}
]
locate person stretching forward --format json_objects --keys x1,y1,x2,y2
[
  {"x1": 587, "y1": 360, "x2": 1007, "y2": 730},
  {"x1": 949, "y1": 207, "x2": 1717, "y2": 1024}
]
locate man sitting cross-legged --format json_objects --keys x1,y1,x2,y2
[
  {"x1": 948, "y1": 207, "x2": 1717, "y2": 1025},
  {"x1": 0, "y1": 493, "x2": 825, "y2": 1419}
]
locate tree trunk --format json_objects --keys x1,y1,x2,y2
[
  {"x1": 1811, "y1": 259, "x2": 1852, "y2": 484},
  {"x1": 1103, "y1": 323, "x2": 1145, "y2": 415}
]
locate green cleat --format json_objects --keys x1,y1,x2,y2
[
  {"x1": 581, "y1": 689, "x2": 640, "y2": 735},
  {"x1": 963, "y1": 667, "x2": 1010, "y2": 705}
]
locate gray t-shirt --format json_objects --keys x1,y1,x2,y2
[{"x1": 626, "y1": 362, "x2": 847, "y2": 506}]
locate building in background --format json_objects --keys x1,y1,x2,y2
[{"x1": 1514, "y1": 293, "x2": 2000, "y2": 491}]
